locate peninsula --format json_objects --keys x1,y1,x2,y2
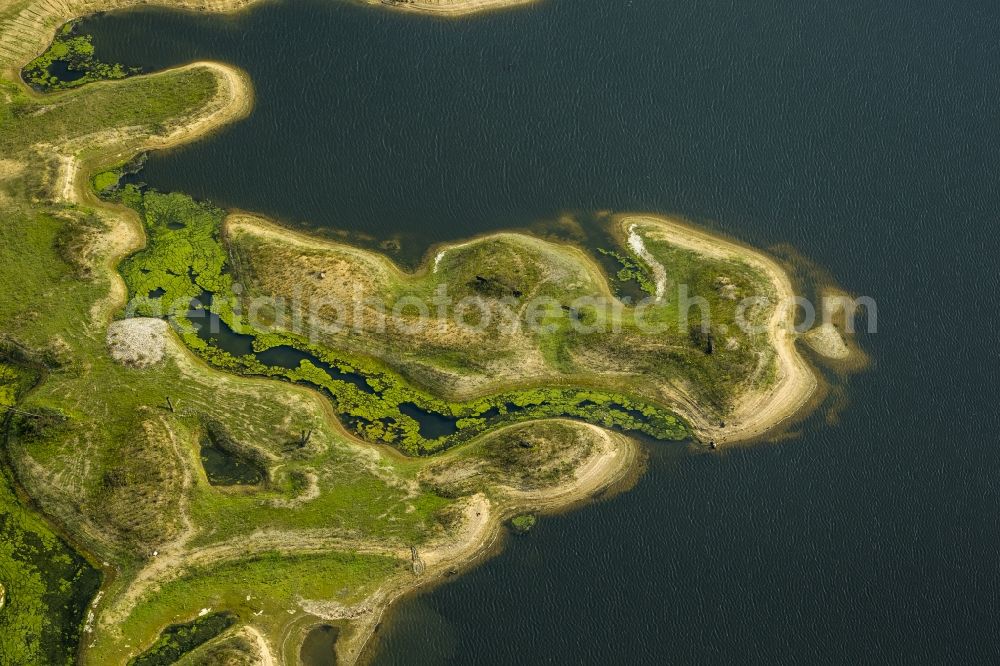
[{"x1": 0, "y1": 1, "x2": 857, "y2": 664}]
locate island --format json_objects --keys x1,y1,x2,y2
[{"x1": 0, "y1": 1, "x2": 861, "y2": 664}]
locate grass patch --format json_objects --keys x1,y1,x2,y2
[
  {"x1": 89, "y1": 551, "x2": 398, "y2": 665},
  {"x1": 510, "y1": 514, "x2": 536, "y2": 534}
]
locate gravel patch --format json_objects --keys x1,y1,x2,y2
[{"x1": 107, "y1": 318, "x2": 169, "y2": 368}]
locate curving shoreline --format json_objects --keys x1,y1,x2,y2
[
  {"x1": 230, "y1": 209, "x2": 823, "y2": 450},
  {"x1": 338, "y1": 425, "x2": 641, "y2": 664},
  {"x1": 0, "y1": 0, "x2": 541, "y2": 74}
]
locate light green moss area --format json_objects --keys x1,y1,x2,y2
[
  {"x1": 510, "y1": 514, "x2": 537, "y2": 533},
  {"x1": 92, "y1": 170, "x2": 121, "y2": 193}
]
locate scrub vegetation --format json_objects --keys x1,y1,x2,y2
[
  {"x1": 510, "y1": 514, "x2": 536, "y2": 533},
  {"x1": 0, "y1": 6, "x2": 812, "y2": 665},
  {"x1": 229, "y1": 212, "x2": 775, "y2": 420}
]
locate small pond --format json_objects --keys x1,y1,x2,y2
[{"x1": 300, "y1": 624, "x2": 339, "y2": 666}]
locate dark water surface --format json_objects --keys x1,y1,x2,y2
[
  {"x1": 301, "y1": 624, "x2": 340, "y2": 666},
  {"x1": 199, "y1": 442, "x2": 265, "y2": 486},
  {"x1": 82, "y1": 0, "x2": 1000, "y2": 663}
]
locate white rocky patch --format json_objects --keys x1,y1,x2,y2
[
  {"x1": 627, "y1": 225, "x2": 667, "y2": 301},
  {"x1": 106, "y1": 318, "x2": 169, "y2": 368}
]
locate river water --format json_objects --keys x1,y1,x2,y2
[{"x1": 82, "y1": 0, "x2": 1000, "y2": 662}]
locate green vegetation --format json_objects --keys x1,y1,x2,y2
[
  {"x1": 92, "y1": 170, "x2": 122, "y2": 194},
  {"x1": 112, "y1": 186, "x2": 690, "y2": 454},
  {"x1": 0, "y1": 185, "x2": 438, "y2": 665},
  {"x1": 0, "y1": 52, "x2": 449, "y2": 658},
  {"x1": 0, "y1": 68, "x2": 218, "y2": 161},
  {"x1": 597, "y1": 246, "x2": 656, "y2": 296},
  {"x1": 0, "y1": 358, "x2": 33, "y2": 410},
  {"x1": 422, "y1": 420, "x2": 611, "y2": 499},
  {"x1": 100, "y1": 551, "x2": 399, "y2": 665},
  {"x1": 171, "y1": 632, "x2": 259, "y2": 666},
  {"x1": 129, "y1": 611, "x2": 237, "y2": 666},
  {"x1": 510, "y1": 514, "x2": 536, "y2": 533},
  {"x1": 22, "y1": 21, "x2": 138, "y2": 92},
  {"x1": 0, "y1": 471, "x2": 100, "y2": 666}
]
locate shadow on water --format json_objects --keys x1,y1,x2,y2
[
  {"x1": 186, "y1": 293, "x2": 255, "y2": 357},
  {"x1": 256, "y1": 345, "x2": 375, "y2": 395},
  {"x1": 45, "y1": 59, "x2": 86, "y2": 82},
  {"x1": 199, "y1": 438, "x2": 264, "y2": 486},
  {"x1": 300, "y1": 625, "x2": 339, "y2": 666}
]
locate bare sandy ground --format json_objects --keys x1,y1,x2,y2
[
  {"x1": 241, "y1": 626, "x2": 277, "y2": 666},
  {"x1": 803, "y1": 323, "x2": 850, "y2": 360},
  {"x1": 106, "y1": 317, "x2": 169, "y2": 368},
  {"x1": 627, "y1": 223, "x2": 668, "y2": 300}
]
